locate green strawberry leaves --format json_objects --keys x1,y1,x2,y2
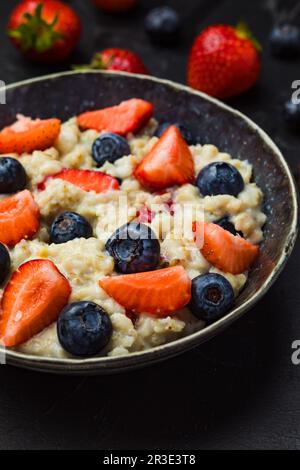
[
  {"x1": 8, "y1": 3, "x2": 64, "y2": 53},
  {"x1": 235, "y1": 21, "x2": 262, "y2": 52},
  {"x1": 73, "y1": 53, "x2": 106, "y2": 71}
]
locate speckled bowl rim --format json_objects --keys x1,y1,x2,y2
[{"x1": 0, "y1": 70, "x2": 298, "y2": 374}]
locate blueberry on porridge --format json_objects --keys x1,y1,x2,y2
[
  {"x1": 188, "y1": 273, "x2": 234, "y2": 322},
  {"x1": 106, "y1": 222, "x2": 161, "y2": 274},
  {"x1": 50, "y1": 211, "x2": 93, "y2": 244},
  {"x1": 0, "y1": 97, "x2": 266, "y2": 359},
  {"x1": 92, "y1": 133, "x2": 131, "y2": 167},
  {"x1": 57, "y1": 301, "x2": 112, "y2": 357}
]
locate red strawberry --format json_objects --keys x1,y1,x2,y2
[
  {"x1": 0, "y1": 259, "x2": 71, "y2": 347},
  {"x1": 8, "y1": 0, "x2": 81, "y2": 63},
  {"x1": 0, "y1": 115, "x2": 61, "y2": 154},
  {"x1": 134, "y1": 125, "x2": 195, "y2": 190},
  {"x1": 92, "y1": 0, "x2": 138, "y2": 13},
  {"x1": 75, "y1": 48, "x2": 149, "y2": 74},
  {"x1": 77, "y1": 98, "x2": 153, "y2": 135},
  {"x1": 38, "y1": 169, "x2": 120, "y2": 193},
  {"x1": 187, "y1": 23, "x2": 261, "y2": 99},
  {"x1": 0, "y1": 190, "x2": 40, "y2": 247},
  {"x1": 194, "y1": 222, "x2": 259, "y2": 274},
  {"x1": 99, "y1": 266, "x2": 191, "y2": 316}
]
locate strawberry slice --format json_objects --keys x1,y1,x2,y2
[
  {"x1": 99, "y1": 266, "x2": 191, "y2": 316},
  {"x1": 0, "y1": 190, "x2": 40, "y2": 247},
  {"x1": 0, "y1": 259, "x2": 71, "y2": 347},
  {"x1": 0, "y1": 114, "x2": 61, "y2": 154},
  {"x1": 38, "y1": 169, "x2": 120, "y2": 193},
  {"x1": 134, "y1": 125, "x2": 195, "y2": 190},
  {"x1": 194, "y1": 222, "x2": 259, "y2": 274},
  {"x1": 77, "y1": 98, "x2": 153, "y2": 135}
]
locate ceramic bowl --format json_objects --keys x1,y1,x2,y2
[{"x1": 0, "y1": 71, "x2": 297, "y2": 374}]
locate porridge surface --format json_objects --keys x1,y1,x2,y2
[{"x1": 1, "y1": 117, "x2": 266, "y2": 358}]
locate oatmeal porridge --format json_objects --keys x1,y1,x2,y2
[{"x1": 0, "y1": 98, "x2": 266, "y2": 359}]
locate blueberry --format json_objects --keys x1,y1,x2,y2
[
  {"x1": 0, "y1": 157, "x2": 27, "y2": 194},
  {"x1": 106, "y1": 222, "x2": 160, "y2": 274},
  {"x1": 0, "y1": 242, "x2": 10, "y2": 285},
  {"x1": 92, "y1": 133, "x2": 131, "y2": 167},
  {"x1": 196, "y1": 162, "x2": 244, "y2": 197},
  {"x1": 154, "y1": 122, "x2": 197, "y2": 145},
  {"x1": 283, "y1": 99, "x2": 300, "y2": 130},
  {"x1": 188, "y1": 273, "x2": 234, "y2": 323},
  {"x1": 50, "y1": 212, "x2": 93, "y2": 244},
  {"x1": 270, "y1": 23, "x2": 300, "y2": 59},
  {"x1": 215, "y1": 217, "x2": 243, "y2": 237},
  {"x1": 57, "y1": 301, "x2": 112, "y2": 357},
  {"x1": 145, "y1": 6, "x2": 181, "y2": 46}
]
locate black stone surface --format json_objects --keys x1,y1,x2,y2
[{"x1": 0, "y1": 0, "x2": 300, "y2": 450}]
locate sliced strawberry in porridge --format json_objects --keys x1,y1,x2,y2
[
  {"x1": 0, "y1": 190, "x2": 40, "y2": 247},
  {"x1": 99, "y1": 266, "x2": 192, "y2": 316},
  {"x1": 134, "y1": 125, "x2": 195, "y2": 190},
  {"x1": 0, "y1": 259, "x2": 71, "y2": 347},
  {"x1": 194, "y1": 221, "x2": 259, "y2": 275},
  {"x1": 77, "y1": 98, "x2": 153, "y2": 135},
  {"x1": 38, "y1": 168, "x2": 120, "y2": 193},
  {"x1": 0, "y1": 114, "x2": 61, "y2": 154}
]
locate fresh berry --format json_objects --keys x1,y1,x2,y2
[
  {"x1": 188, "y1": 23, "x2": 261, "y2": 99},
  {"x1": 283, "y1": 99, "x2": 300, "y2": 130},
  {"x1": 50, "y1": 212, "x2": 93, "y2": 245},
  {"x1": 0, "y1": 190, "x2": 40, "y2": 247},
  {"x1": 269, "y1": 24, "x2": 300, "y2": 59},
  {"x1": 196, "y1": 162, "x2": 244, "y2": 197},
  {"x1": 57, "y1": 301, "x2": 112, "y2": 357},
  {"x1": 99, "y1": 266, "x2": 191, "y2": 316},
  {"x1": 188, "y1": 273, "x2": 234, "y2": 322},
  {"x1": 134, "y1": 125, "x2": 195, "y2": 190},
  {"x1": 75, "y1": 48, "x2": 148, "y2": 74},
  {"x1": 154, "y1": 122, "x2": 197, "y2": 145},
  {"x1": 39, "y1": 169, "x2": 120, "y2": 193},
  {"x1": 0, "y1": 243, "x2": 10, "y2": 285},
  {"x1": 8, "y1": 0, "x2": 81, "y2": 63},
  {"x1": 92, "y1": 0, "x2": 137, "y2": 13},
  {"x1": 77, "y1": 98, "x2": 153, "y2": 136},
  {"x1": 0, "y1": 259, "x2": 71, "y2": 347},
  {"x1": 106, "y1": 222, "x2": 160, "y2": 274},
  {"x1": 92, "y1": 133, "x2": 131, "y2": 167},
  {"x1": 215, "y1": 217, "x2": 243, "y2": 237},
  {"x1": 0, "y1": 115, "x2": 61, "y2": 154},
  {"x1": 145, "y1": 6, "x2": 180, "y2": 46},
  {"x1": 0, "y1": 157, "x2": 27, "y2": 194},
  {"x1": 194, "y1": 222, "x2": 259, "y2": 274}
]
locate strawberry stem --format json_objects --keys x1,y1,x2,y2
[
  {"x1": 235, "y1": 21, "x2": 262, "y2": 52},
  {"x1": 73, "y1": 53, "x2": 106, "y2": 71},
  {"x1": 8, "y1": 3, "x2": 64, "y2": 53}
]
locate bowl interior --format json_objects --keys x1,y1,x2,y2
[{"x1": 0, "y1": 71, "x2": 297, "y2": 373}]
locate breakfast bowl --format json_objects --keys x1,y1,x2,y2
[{"x1": 0, "y1": 70, "x2": 297, "y2": 375}]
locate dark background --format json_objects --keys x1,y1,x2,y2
[{"x1": 0, "y1": 0, "x2": 300, "y2": 450}]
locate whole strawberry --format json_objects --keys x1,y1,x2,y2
[
  {"x1": 75, "y1": 48, "x2": 149, "y2": 74},
  {"x1": 8, "y1": 0, "x2": 81, "y2": 63},
  {"x1": 188, "y1": 23, "x2": 261, "y2": 100},
  {"x1": 93, "y1": 0, "x2": 137, "y2": 13}
]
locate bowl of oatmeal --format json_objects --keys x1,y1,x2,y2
[{"x1": 0, "y1": 71, "x2": 297, "y2": 374}]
